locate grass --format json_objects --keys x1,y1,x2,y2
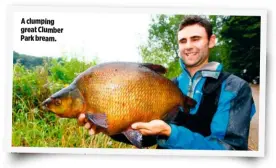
[{"x1": 12, "y1": 108, "x2": 141, "y2": 148}]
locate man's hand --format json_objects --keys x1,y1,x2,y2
[
  {"x1": 131, "y1": 120, "x2": 171, "y2": 137},
  {"x1": 78, "y1": 113, "x2": 98, "y2": 135},
  {"x1": 78, "y1": 113, "x2": 171, "y2": 137}
]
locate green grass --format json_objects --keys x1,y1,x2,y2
[{"x1": 12, "y1": 108, "x2": 141, "y2": 148}]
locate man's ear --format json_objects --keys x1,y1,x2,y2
[{"x1": 208, "y1": 34, "x2": 216, "y2": 49}]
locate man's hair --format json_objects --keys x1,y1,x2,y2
[{"x1": 178, "y1": 15, "x2": 213, "y2": 40}]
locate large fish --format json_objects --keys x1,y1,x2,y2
[{"x1": 42, "y1": 62, "x2": 196, "y2": 148}]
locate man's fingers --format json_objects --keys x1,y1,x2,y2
[
  {"x1": 89, "y1": 125, "x2": 97, "y2": 135},
  {"x1": 84, "y1": 122, "x2": 91, "y2": 129},
  {"x1": 138, "y1": 129, "x2": 152, "y2": 136},
  {"x1": 131, "y1": 122, "x2": 151, "y2": 130},
  {"x1": 77, "y1": 113, "x2": 100, "y2": 136},
  {"x1": 78, "y1": 113, "x2": 86, "y2": 126}
]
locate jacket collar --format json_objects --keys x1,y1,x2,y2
[{"x1": 179, "y1": 58, "x2": 223, "y2": 79}]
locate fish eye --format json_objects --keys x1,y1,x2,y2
[{"x1": 55, "y1": 99, "x2": 62, "y2": 106}]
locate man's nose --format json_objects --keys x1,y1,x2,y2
[{"x1": 184, "y1": 40, "x2": 193, "y2": 50}]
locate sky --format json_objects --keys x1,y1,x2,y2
[{"x1": 13, "y1": 12, "x2": 152, "y2": 63}]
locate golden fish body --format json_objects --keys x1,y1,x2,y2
[
  {"x1": 75, "y1": 62, "x2": 186, "y2": 135},
  {"x1": 42, "y1": 62, "x2": 196, "y2": 148}
]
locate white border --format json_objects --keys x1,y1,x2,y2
[{"x1": 5, "y1": 5, "x2": 267, "y2": 157}]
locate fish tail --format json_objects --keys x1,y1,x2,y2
[{"x1": 181, "y1": 95, "x2": 197, "y2": 113}]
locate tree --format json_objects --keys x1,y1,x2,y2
[
  {"x1": 139, "y1": 15, "x2": 184, "y2": 79},
  {"x1": 219, "y1": 16, "x2": 261, "y2": 82},
  {"x1": 13, "y1": 51, "x2": 53, "y2": 69},
  {"x1": 209, "y1": 15, "x2": 232, "y2": 71}
]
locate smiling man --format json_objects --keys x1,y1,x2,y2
[
  {"x1": 177, "y1": 23, "x2": 215, "y2": 76},
  {"x1": 78, "y1": 15, "x2": 256, "y2": 150}
]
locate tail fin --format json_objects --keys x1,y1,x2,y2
[{"x1": 182, "y1": 96, "x2": 197, "y2": 113}]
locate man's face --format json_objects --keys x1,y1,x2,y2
[{"x1": 178, "y1": 24, "x2": 215, "y2": 68}]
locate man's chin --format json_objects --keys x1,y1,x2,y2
[
  {"x1": 184, "y1": 61, "x2": 199, "y2": 67},
  {"x1": 183, "y1": 58, "x2": 207, "y2": 68}
]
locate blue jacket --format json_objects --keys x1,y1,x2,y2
[{"x1": 157, "y1": 59, "x2": 256, "y2": 150}]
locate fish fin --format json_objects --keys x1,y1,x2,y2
[
  {"x1": 182, "y1": 96, "x2": 197, "y2": 113},
  {"x1": 185, "y1": 96, "x2": 197, "y2": 108},
  {"x1": 122, "y1": 129, "x2": 143, "y2": 149},
  {"x1": 163, "y1": 106, "x2": 180, "y2": 123},
  {"x1": 86, "y1": 113, "x2": 108, "y2": 129},
  {"x1": 140, "y1": 63, "x2": 167, "y2": 74}
]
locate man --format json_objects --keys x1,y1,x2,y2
[{"x1": 78, "y1": 15, "x2": 256, "y2": 150}]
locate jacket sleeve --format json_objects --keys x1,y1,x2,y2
[{"x1": 157, "y1": 80, "x2": 256, "y2": 150}]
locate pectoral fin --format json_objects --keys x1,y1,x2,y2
[
  {"x1": 122, "y1": 128, "x2": 143, "y2": 149},
  {"x1": 86, "y1": 113, "x2": 108, "y2": 129}
]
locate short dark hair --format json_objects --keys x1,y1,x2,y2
[{"x1": 178, "y1": 15, "x2": 213, "y2": 39}]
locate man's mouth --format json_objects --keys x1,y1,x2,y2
[{"x1": 185, "y1": 52, "x2": 198, "y2": 57}]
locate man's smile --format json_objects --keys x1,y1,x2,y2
[{"x1": 185, "y1": 52, "x2": 198, "y2": 57}]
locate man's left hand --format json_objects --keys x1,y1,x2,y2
[{"x1": 131, "y1": 120, "x2": 171, "y2": 137}]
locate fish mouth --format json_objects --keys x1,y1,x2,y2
[{"x1": 41, "y1": 98, "x2": 52, "y2": 111}]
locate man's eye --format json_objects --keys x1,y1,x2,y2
[
  {"x1": 192, "y1": 37, "x2": 200, "y2": 41},
  {"x1": 179, "y1": 39, "x2": 186, "y2": 44},
  {"x1": 55, "y1": 99, "x2": 62, "y2": 106}
]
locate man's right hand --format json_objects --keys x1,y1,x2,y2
[
  {"x1": 78, "y1": 113, "x2": 98, "y2": 135},
  {"x1": 78, "y1": 113, "x2": 157, "y2": 147}
]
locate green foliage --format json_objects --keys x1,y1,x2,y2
[
  {"x1": 209, "y1": 42, "x2": 232, "y2": 71},
  {"x1": 13, "y1": 63, "x2": 50, "y2": 115},
  {"x1": 13, "y1": 51, "x2": 53, "y2": 69},
  {"x1": 12, "y1": 108, "x2": 139, "y2": 148},
  {"x1": 219, "y1": 16, "x2": 261, "y2": 81},
  {"x1": 140, "y1": 15, "x2": 184, "y2": 79},
  {"x1": 48, "y1": 57, "x2": 96, "y2": 85},
  {"x1": 148, "y1": 15, "x2": 184, "y2": 56}
]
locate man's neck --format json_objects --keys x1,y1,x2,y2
[{"x1": 186, "y1": 61, "x2": 209, "y2": 77}]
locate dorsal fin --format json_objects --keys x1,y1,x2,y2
[{"x1": 140, "y1": 63, "x2": 167, "y2": 74}]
